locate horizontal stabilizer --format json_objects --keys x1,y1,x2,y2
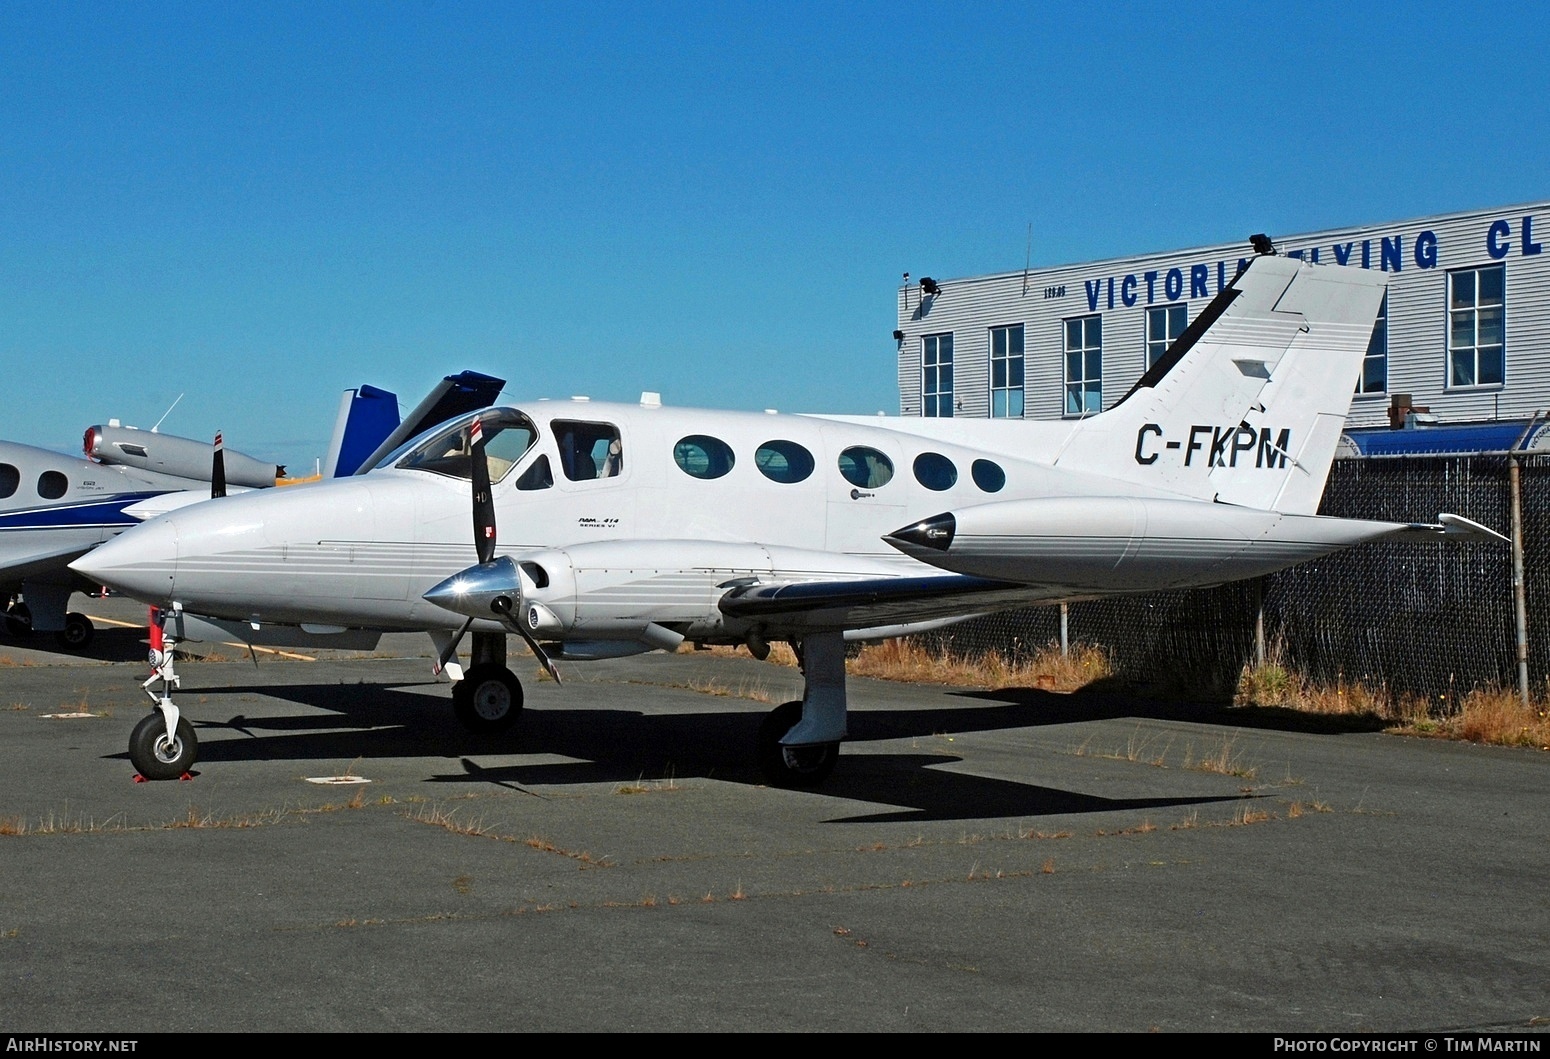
[{"x1": 1388, "y1": 512, "x2": 1510, "y2": 544}]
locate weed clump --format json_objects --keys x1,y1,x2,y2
[{"x1": 1234, "y1": 657, "x2": 1550, "y2": 750}]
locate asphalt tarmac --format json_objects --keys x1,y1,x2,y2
[{"x1": 0, "y1": 598, "x2": 1545, "y2": 1032}]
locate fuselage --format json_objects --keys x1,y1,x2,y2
[
  {"x1": 0, "y1": 439, "x2": 204, "y2": 591},
  {"x1": 71, "y1": 398, "x2": 1161, "y2": 632}
]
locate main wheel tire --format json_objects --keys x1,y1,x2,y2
[
  {"x1": 54, "y1": 613, "x2": 94, "y2": 651},
  {"x1": 452, "y1": 664, "x2": 524, "y2": 733},
  {"x1": 5, "y1": 603, "x2": 32, "y2": 638},
  {"x1": 128, "y1": 712, "x2": 198, "y2": 781},
  {"x1": 757, "y1": 700, "x2": 839, "y2": 789}
]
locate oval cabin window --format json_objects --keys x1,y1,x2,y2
[
  {"x1": 673, "y1": 435, "x2": 735, "y2": 480},
  {"x1": 912, "y1": 452, "x2": 957, "y2": 491},
  {"x1": 837, "y1": 446, "x2": 894, "y2": 489},
  {"x1": 754, "y1": 440, "x2": 814, "y2": 484},
  {"x1": 0, "y1": 464, "x2": 18, "y2": 500},
  {"x1": 972, "y1": 459, "x2": 1006, "y2": 493},
  {"x1": 38, "y1": 471, "x2": 68, "y2": 500}
]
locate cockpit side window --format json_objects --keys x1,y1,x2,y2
[
  {"x1": 552, "y1": 421, "x2": 623, "y2": 482},
  {"x1": 0, "y1": 464, "x2": 17, "y2": 500},
  {"x1": 395, "y1": 411, "x2": 538, "y2": 482},
  {"x1": 515, "y1": 454, "x2": 553, "y2": 491}
]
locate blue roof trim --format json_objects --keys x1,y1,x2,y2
[{"x1": 1344, "y1": 420, "x2": 1544, "y2": 457}]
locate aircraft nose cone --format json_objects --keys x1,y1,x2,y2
[
  {"x1": 884, "y1": 512, "x2": 956, "y2": 553},
  {"x1": 423, "y1": 555, "x2": 523, "y2": 621},
  {"x1": 70, "y1": 517, "x2": 179, "y2": 603}
]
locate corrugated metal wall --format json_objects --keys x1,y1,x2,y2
[{"x1": 896, "y1": 202, "x2": 1550, "y2": 428}]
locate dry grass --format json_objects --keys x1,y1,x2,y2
[
  {"x1": 683, "y1": 677, "x2": 772, "y2": 703},
  {"x1": 1235, "y1": 659, "x2": 1550, "y2": 750},
  {"x1": 846, "y1": 638, "x2": 1112, "y2": 691},
  {"x1": 615, "y1": 774, "x2": 681, "y2": 795},
  {"x1": 696, "y1": 637, "x2": 1111, "y2": 692},
  {"x1": 1182, "y1": 735, "x2": 1257, "y2": 780},
  {"x1": 1404, "y1": 686, "x2": 1550, "y2": 749}
]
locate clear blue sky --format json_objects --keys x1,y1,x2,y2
[{"x1": 2, "y1": 1, "x2": 1547, "y2": 471}]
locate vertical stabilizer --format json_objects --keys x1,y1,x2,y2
[
  {"x1": 324, "y1": 384, "x2": 402, "y2": 478},
  {"x1": 1052, "y1": 256, "x2": 1386, "y2": 515}
]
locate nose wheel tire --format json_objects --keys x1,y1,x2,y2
[
  {"x1": 757, "y1": 700, "x2": 839, "y2": 789},
  {"x1": 452, "y1": 664, "x2": 524, "y2": 733},
  {"x1": 54, "y1": 613, "x2": 94, "y2": 651},
  {"x1": 129, "y1": 712, "x2": 198, "y2": 780}
]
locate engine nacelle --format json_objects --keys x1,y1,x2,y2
[{"x1": 85, "y1": 424, "x2": 281, "y2": 489}]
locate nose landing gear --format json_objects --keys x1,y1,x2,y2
[{"x1": 130, "y1": 607, "x2": 198, "y2": 780}]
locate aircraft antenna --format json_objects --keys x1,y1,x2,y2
[{"x1": 150, "y1": 393, "x2": 185, "y2": 434}]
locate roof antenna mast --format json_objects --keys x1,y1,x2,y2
[{"x1": 1021, "y1": 222, "x2": 1032, "y2": 296}]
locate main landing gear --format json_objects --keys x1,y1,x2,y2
[
  {"x1": 130, "y1": 609, "x2": 198, "y2": 780},
  {"x1": 444, "y1": 628, "x2": 850, "y2": 790},
  {"x1": 754, "y1": 631, "x2": 846, "y2": 789},
  {"x1": 6, "y1": 590, "x2": 95, "y2": 650},
  {"x1": 56, "y1": 612, "x2": 95, "y2": 651}
]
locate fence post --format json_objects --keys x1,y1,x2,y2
[
  {"x1": 1253, "y1": 578, "x2": 1266, "y2": 668},
  {"x1": 1509, "y1": 456, "x2": 1530, "y2": 707},
  {"x1": 1059, "y1": 602, "x2": 1069, "y2": 658}
]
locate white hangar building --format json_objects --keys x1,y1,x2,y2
[{"x1": 895, "y1": 201, "x2": 1550, "y2": 454}]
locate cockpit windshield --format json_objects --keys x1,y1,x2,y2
[{"x1": 394, "y1": 410, "x2": 538, "y2": 482}]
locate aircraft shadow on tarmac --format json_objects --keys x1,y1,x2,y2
[
  {"x1": 102, "y1": 679, "x2": 1253, "y2": 823},
  {"x1": 1, "y1": 624, "x2": 150, "y2": 664}
]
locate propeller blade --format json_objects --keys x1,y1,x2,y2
[
  {"x1": 434, "y1": 617, "x2": 475, "y2": 675},
  {"x1": 211, "y1": 431, "x2": 227, "y2": 499},
  {"x1": 512, "y1": 623, "x2": 562, "y2": 685},
  {"x1": 470, "y1": 418, "x2": 496, "y2": 564}
]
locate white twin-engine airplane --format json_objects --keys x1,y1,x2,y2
[{"x1": 74, "y1": 254, "x2": 1504, "y2": 785}]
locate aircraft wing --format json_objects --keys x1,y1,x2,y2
[
  {"x1": 717, "y1": 573, "x2": 1048, "y2": 634},
  {"x1": 0, "y1": 540, "x2": 97, "y2": 587}
]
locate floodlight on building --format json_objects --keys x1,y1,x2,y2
[
  {"x1": 919, "y1": 277, "x2": 941, "y2": 296},
  {"x1": 1249, "y1": 233, "x2": 1277, "y2": 256}
]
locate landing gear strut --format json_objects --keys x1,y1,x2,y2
[
  {"x1": 130, "y1": 607, "x2": 198, "y2": 780},
  {"x1": 451, "y1": 631, "x2": 524, "y2": 733},
  {"x1": 5, "y1": 601, "x2": 32, "y2": 638},
  {"x1": 756, "y1": 631, "x2": 846, "y2": 788}
]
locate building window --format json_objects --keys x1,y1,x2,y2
[
  {"x1": 1358, "y1": 292, "x2": 1387, "y2": 395},
  {"x1": 923, "y1": 333, "x2": 954, "y2": 417},
  {"x1": 1064, "y1": 315, "x2": 1103, "y2": 416},
  {"x1": 1145, "y1": 304, "x2": 1187, "y2": 369},
  {"x1": 989, "y1": 324, "x2": 1024, "y2": 418},
  {"x1": 1448, "y1": 265, "x2": 1505, "y2": 387}
]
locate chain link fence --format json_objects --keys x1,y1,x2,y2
[{"x1": 921, "y1": 455, "x2": 1544, "y2": 699}]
